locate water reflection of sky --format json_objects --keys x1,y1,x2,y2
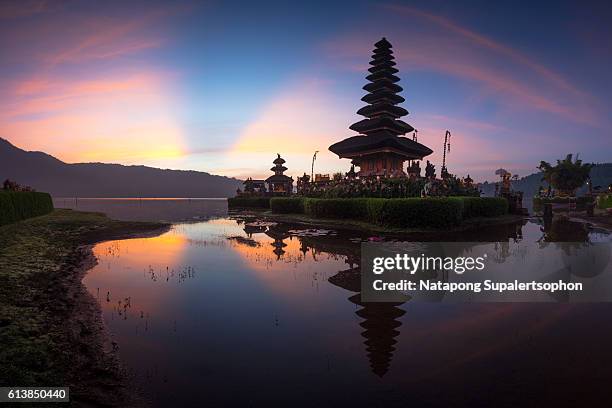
[{"x1": 80, "y1": 203, "x2": 612, "y2": 407}]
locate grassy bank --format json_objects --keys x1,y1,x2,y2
[{"x1": 0, "y1": 209, "x2": 168, "y2": 406}]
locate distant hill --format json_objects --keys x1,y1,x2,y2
[
  {"x1": 479, "y1": 163, "x2": 612, "y2": 198},
  {"x1": 0, "y1": 138, "x2": 242, "y2": 198}
]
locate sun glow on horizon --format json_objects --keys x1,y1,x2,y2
[
  {"x1": 1, "y1": 1, "x2": 610, "y2": 182},
  {"x1": 223, "y1": 78, "x2": 359, "y2": 179},
  {"x1": 1, "y1": 70, "x2": 187, "y2": 164}
]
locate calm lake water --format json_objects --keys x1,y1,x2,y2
[{"x1": 56, "y1": 198, "x2": 612, "y2": 407}]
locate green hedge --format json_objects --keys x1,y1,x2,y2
[
  {"x1": 0, "y1": 191, "x2": 54, "y2": 226},
  {"x1": 270, "y1": 196, "x2": 508, "y2": 229},
  {"x1": 381, "y1": 198, "x2": 464, "y2": 228},
  {"x1": 597, "y1": 194, "x2": 612, "y2": 209},
  {"x1": 460, "y1": 197, "x2": 508, "y2": 218},
  {"x1": 227, "y1": 197, "x2": 270, "y2": 209},
  {"x1": 270, "y1": 197, "x2": 304, "y2": 213},
  {"x1": 304, "y1": 198, "x2": 370, "y2": 219},
  {"x1": 365, "y1": 198, "x2": 386, "y2": 225}
]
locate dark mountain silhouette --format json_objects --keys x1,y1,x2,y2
[
  {"x1": 0, "y1": 137, "x2": 242, "y2": 197},
  {"x1": 478, "y1": 163, "x2": 612, "y2": 198}
]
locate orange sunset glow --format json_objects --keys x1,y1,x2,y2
[{"x1": 1, "y1": 1, "x2": 610, "y2": 181}]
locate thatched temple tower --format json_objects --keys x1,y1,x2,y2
[{"x1": 329, "y1": 38, "x2": 433, "y2": 177}]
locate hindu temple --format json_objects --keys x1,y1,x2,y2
[
  {"x1": 265, "y1": 154, "x2": 293, "y2": 195},
  {"x1": 329, "y1": 37, "x2": 433, "y2": 177}
]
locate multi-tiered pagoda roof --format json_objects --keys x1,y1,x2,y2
[
  {"x1": 266, "y1": 154, "x2": 292, "y2": 184},
  {"x1": 266, "y1": 154, "x2": 293, "y2": 195},
  {"x1": 329, "y1": 38, "x2": 433, "y2": 177}
]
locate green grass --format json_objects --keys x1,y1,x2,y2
[{"x1": 0, "y1": 209, "x2": 167, "y2": 401}]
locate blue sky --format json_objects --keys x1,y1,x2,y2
[{"x1": 1, "y1": 0, "x2": 610, "y2": 181}]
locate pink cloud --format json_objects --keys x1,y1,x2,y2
[
  {"x1": 0, "y1": 3, "x2": 197, "y2": 168},
  {"x1": 0, "y1": 70, "x2": 185, "y2": 164},
  {"x1": 44, "y1": 10, "x2": 169, "y2": 67},
  {"x1": 324, "y1": 7, "x2": 603, "y2": 128},
  {"x1": 0, "y1": 3, "x2": 187, "y2": 70},
  {"x1": 0, "y1": 0, "x2": 49, "y2": 19},
  {"x1": 3, "y1": 72, "x2": 173, "y2": 120},
  {"x1": 386, "y1": 4, "x2": 588, "y2": 100}
]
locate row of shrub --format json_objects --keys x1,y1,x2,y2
[
  {"x1": 460, "y1": 196, "x2": 509, "y2": 218},
  {"x1": 270, "y1": 196, "x2": 508, "y2": 228},
  {"x1": 597, "y1": 194, "x2": 612, "y2": 209},
  {"x1": 0, "y1": 191, "x2": 54, "y2": 226},
  {"x1": 269, "y1": 197, "x2": 304, "y2": 213},
  {"x1": 227, "y1": 196, "x2": 271, "y2": 209}
]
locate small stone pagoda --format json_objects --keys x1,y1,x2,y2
[
  {"x1": 329, "y1": 38, "x2": 433, "y2": 177},
  {"x1": 266, "y1": 154, "x2": 293, "y2": 195}
]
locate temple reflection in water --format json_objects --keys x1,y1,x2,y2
[
  {"x1": 84, "y1": 206, "x2": 612, "y2": 407},
  {"x1": 231, "y1": 214, "x2": 531, "y2": 376}
]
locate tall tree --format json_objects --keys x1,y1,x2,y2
[{"x1": 538, "y1": 154, "x2": 593, "y2": 196}]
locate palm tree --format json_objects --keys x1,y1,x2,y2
[
  {"x1": 538, "y1": 161, "x2": 554, "y2": 197},
  {"x1": 538, "y1": 154, "x2": 592, "y2": 197}
]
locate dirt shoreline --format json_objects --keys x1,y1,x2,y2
[{"x1": 0, "y1": 209, "x2": 169, "y2": 407}]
